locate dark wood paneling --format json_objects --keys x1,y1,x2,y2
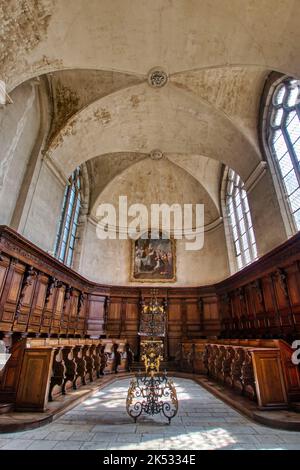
[
  {"x1": 15, "y1": 348, "x2": 54, "y2": 411},
  {"x1": 87, "y1": 294, "x2": 106, "y2": 338},
  {"x1": 216, "y1": 232, "x2": 300, "y2": 340},
  {"x1": 1, "y1": 225, "x2": 300, "y2": 348},
  {"x1": 179, "y1": 339, "x2": 300, "y2": 408}
]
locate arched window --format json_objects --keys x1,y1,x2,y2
[
  {"x1": 225, "y1": 169, "x2": 257, "y2": 270},
  {"x1": 267, "y1": 77, "x2": 300, "y2": 231},
  {"x1": 54, "y1": 168, "x2": 82, "y2": 267}
]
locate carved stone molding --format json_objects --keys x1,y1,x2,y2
[
  {"x1": 244, "y1": 161, "x2": 268, "y2": 194},
  {"x1": 148, "y1": 68, "x2": 168, "y2": 88},
  {"x1": 149, "y1": 149, "x2": 164, "y2": 160}
]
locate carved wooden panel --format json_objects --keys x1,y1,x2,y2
[
  {"x1": 202, "y1": 296, "x2": 219, "y2": 336},
  {"x1": 53, "y1": 285, "x2": 65, "y2": 334},
  {"x1": 0, "y1": 261, "x2": 24, "y2": 331},
  {"x1": 217, "y1": 232, "x2": 300, "y2": 339},
  {"x1": 180, "y1": 340, "x2": 293, "y2": 408},
  {"x1": 0, "y1": 338, "x2": 26, "y2": 401},
  {"x1": 273, "y1": 339, "x2": 300, "y2": 401},
  {"x1": 1, "y1": 225, "x2": 300, "y2": 343},
  {"x1": 167, "y1": 301, "x2": 182, "y2": 358},
  {"x1": 29, "y1": 275, "x2": 47, "y2": 332},
  {"x1": 15, "y1": 348, "x2": 54, "y2": 411},
  {"x1": 0, "y1": 255, "x2": 9, "y2": 298},
  {"x1": 251, "y1": 349, "x2": 287, "y2": 408},
  {"x1": 7, "y1": 270, "x2": 23, "y2": 303},
  {"x1": 86, "y1": 294, "x2": 106, "y2": 338},
  {"x1": 75, "y1": 292, "x2": 86, "y2": 336},
  {"x1": 123, "y1": 300, "x2": 139, "y2": 354},
  {"x1": 67, "y1": 290, "x2": 78, "y2": 335},
  {"x1": 106, "y1": 298, "x2": 121, "y2": 338},
  {"x1": 186, "y1": 301, "x2": 201, "y2": 335}
]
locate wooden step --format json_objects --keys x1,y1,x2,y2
[
  {"x1": 291, "y1": 402, "x2": 300, "y2": 412},
  {"x1": 0, "y1": 403, "x2": 14, "y2": 414}
]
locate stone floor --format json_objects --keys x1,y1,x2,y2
[{"x1": 0, "y1": 378, "x2": 300, "y2": 450}]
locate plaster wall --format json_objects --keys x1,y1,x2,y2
[
  {"x1": 79, "y1": 219, "x2": 229, "y2": 286},
  {"x1": 3, "y1": 0, "x2": 300, "y2": 90},
  {"x1": 22, "y1": 163, "x2": 65, "y2": 253},
  {"x1": 0, "y1": 82, "x2": 40, "y2": 225},
  {"x1": 248, "y1": 170, "x2": 287, "y2": 257}
]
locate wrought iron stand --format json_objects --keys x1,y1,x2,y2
[
  {"x1": 126, "y1": 372, "x2": 178, "y2": 424},
  {"x1": 126, "y1": 289, "x2": 178, "y2": 424}
]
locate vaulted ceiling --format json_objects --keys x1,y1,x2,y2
[
  {"x1": 2, "y1": 0, "x2": 300, "y2": 89},
  {"x1": 2, "y1": 0, "x2": 300, "y2": 225}
]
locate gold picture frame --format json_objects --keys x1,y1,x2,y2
[{"x1": 130, "y1": 231, "x2": 176, "y2": 283}]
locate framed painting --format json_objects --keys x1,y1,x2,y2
[{"x1": 131, "y1": 231, "x2": 176, "y2": 282}]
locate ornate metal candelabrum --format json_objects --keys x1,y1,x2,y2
[
  {"x1": 139, "y1": 289, "x2": 166, "y2": 338},
  {"x1": 126, "y1": 290, "x2": 178, "y2": 423}
]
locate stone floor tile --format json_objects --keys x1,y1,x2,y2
[
  {"x1": 91, "y1": 432, "x2": 117, "y2": 442},
  {"x1": 26, "y1": 440, "x2": 58, "y2": 450},
  {"x1": 57, "y1": 424, "x2": 95, "y2": 432},
  {"x1": 15, "y1": 429, "x2": 51, "y2": 440},
  {"x1": 221, "y1": 425, "x2": 259, "y2": 434},
  {"x1": 2, "y1": 378, "x2": 300, "y2": 450},
  {"x1": 45, "y1": 431, "x2": 74, "y2": 441},
  {"x1": 53, "y1": 440, "x2": 83, "y2": 450},
  {"x1": 278, "y1": 443, "x2": 300, "y2": 450},
  {"x1": 0, "y1": 432, "x2": 25, "y2": 439},
  {"x1": 0, "y1": 439, "x2": 11, "y2": 448},
  {"x1": 1, "y1": 439, "x2": 32, "y2": 450},
  {"x1": 80, "y1": 442, "x2": 109, "y2": 450},
  {"x1": 68, "y1": 431, "x2": 95, "y2": 441},
  {"x1": 222, "y1": 444, "x2": 259, "y2": 450},
  {"x1": 90, "y1": 424, "x2": 136, "y2": 433},
  {"x1": 228, "y1": 434, "x2": 262, "y2": 444},
  {"x1": 116, "y1": 434, "x2": 142, "y2": 443},
  {"x1": 225, "y1": 417, "x2": 248, "y2": 423},
  {"x1": 275, "y1": 435, "x2": 300, "y2": 444}
]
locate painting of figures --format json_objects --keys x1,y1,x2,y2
[{"x1": 131, "y1": 232, "x2": 176, "y2": 282}]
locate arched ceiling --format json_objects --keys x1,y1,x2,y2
[
  {"x1": 91, "y1": 158, "x2": 219, "y2": 227},
  {"x1": 3, "y1": 0, "x2": 300, "y2": 229},
  {"x1": 172, "y1": 66, "x2": 268, "y2": 152},
  {"x1": 87, "y1": 152, "x2": 222, "y2": 216},
  {"x1": 87, "y1": 152, "x2": 148, "y2": 210},
  {"x1": 46, "y1": 81, "x2": 261, "y2": 181},
  {"x1": 46, "y1": 69, "x2": 144, "y2": 143},
  {"x1": 40, "y1": 63, "x2": 266, "y2": 208},
  {"x1": 167, "y1": 154, "x2": 222, "y2": 212},
  {"x1": 2, "y1": 0, "x2": 300, "y2": 90}
]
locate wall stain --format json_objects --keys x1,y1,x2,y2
[
  {"x1": 33, "y1": 54, "x2": 63, "y2": 72},
  {"x1": 0, "y1": 0, "x2": 55, "y2": 81},
  {"x1": 130, "y1": 95, "x2": 140, "y2": 108},
  {"x1": 50, "y1": 117, "x2": 78, "y2": 150},
  {"x1": 93, "y1": 108, "x2": 111, "y2": 125},
  {"x1": 49, "y1": 80, "x2": 80, "y2": 141}
]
